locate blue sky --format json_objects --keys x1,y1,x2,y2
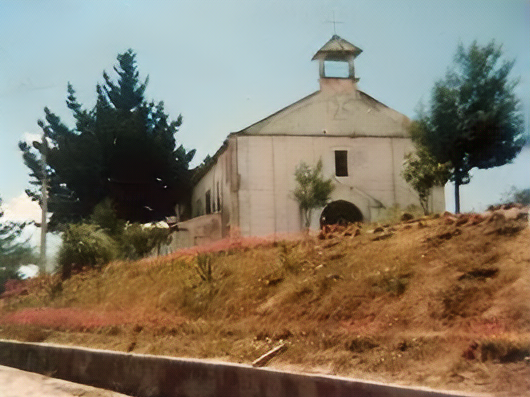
[{"x1": 1, "y1": 0, "x2": 529, "y2": 219}]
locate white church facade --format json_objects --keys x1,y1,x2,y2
[{"x1": 172, "y1": 35, "x2": 445, "y2": 247}]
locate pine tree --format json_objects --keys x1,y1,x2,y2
[{"x1": 20, "y1": 50, "x2": 195, "y2": 230}]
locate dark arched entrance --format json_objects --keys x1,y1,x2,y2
[{"x1": 320, "y1": 200, "x2": 363, "y2": 227}]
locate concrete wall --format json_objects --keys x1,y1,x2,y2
[
  {"x1": 0, "y1": 340, "x2": 473, "y2": 397},
  {"x1": 170, "y1": 213, "x2": 223, "y2": 250}
]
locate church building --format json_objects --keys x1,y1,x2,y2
[{"x1": 172, "y1": 35, "x2": 445, "y2": 247}]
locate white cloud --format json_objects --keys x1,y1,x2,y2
[
  {"x1": 22, "y1": 132, "x2": 42, "y2": 144},
  {"x1": 22, "y1": 132, "x2": 56, "y2": 149},
  {"x1": 1, "y1": 193, "x2": 41, "y2": 222},
  {"x1": 18, "y1": 264, "x2": 39, "y2": 279},
  {"x1": 1, "y1": 193, "x2": 61, "y2": 272}
]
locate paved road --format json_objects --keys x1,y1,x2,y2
[{"x1": 0, "y1": 365, "x2": 131, "y2": 397}]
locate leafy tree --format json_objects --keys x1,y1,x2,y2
[
  {"x1": 293, "y1": 159, "x2": 334, "y2": 228},
  {"x1": 0, "y1": 197, "x2": 38, "y2": 293},
  {"x1": 402, "y1": 127, "x2": 451, "y2": 215},
  {"x1": 417, "y1": 41, "x2": 525, "y2": 213},
  {"x1": 121, "y1": 223, "x2": 171, "y2": 259},
  {"x1": 20, "y1": 50, "x2": 195, "y2": 231}
]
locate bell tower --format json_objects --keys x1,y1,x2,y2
[{"x1": 312, "y1": 35, "x2": 362, "y2": 87}]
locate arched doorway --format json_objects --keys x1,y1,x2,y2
[{"x1": 320, "y1": 200, "x2": 363, "y2": 227}]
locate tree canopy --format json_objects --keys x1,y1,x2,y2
[
  {"x1": 20, "y1": 50, "x2": 195, "y2": 230},
  {"x1": 416, "y1": 41, "x2": 525, "y2": 212}
]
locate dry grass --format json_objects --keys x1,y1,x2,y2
[{"x1": 1, "y1": 211, "x2": 529, "y2": 396}]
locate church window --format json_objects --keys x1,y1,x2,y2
[
  {"x1": 195, "y1": 199, "x2": 203, "y2": 217},
  {"x1": 216, "y1": 181, "x2": 221, "y2": 211},
  {"x1": 335, "y1": 150, "x2": 348, "y2": 177},
  {"x1": 205, "y1": 190, "x2": 212, "y2": 214}
]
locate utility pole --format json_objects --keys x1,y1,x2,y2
[{"x1": 40, "y1": 134, "x2": 48, "y2": 273}]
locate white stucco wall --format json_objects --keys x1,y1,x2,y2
[
  {"x1": 190, "y1": 139, "x2": 239, "y2": 238},
  {"x1": 235, "y1": 133, "x2": 439, "y2": 236},
  {"x1": 244, "y1": 79, "x2": 409, "y2": 138}
]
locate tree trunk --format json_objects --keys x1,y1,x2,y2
[
  {"x1": 304, "y1": 209, "x2": 312, "y2": 229},
  {"x1": 419, "y1": 191, "x2": 429, "y2": 215}
]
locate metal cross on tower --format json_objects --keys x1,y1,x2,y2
[{"x1": 325, "y1": 11, "x2": 343, "y2": 35}]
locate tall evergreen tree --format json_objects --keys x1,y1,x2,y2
[
  {"x1": 20, "y1": 50, "x2": 195, "y2": 230},
  {"x1": 417, "y1": 41, "x2": 525, "y2": 213}
]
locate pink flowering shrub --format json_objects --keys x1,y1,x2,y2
[
  {"x1": 162, "y1": 232, "x2": 307, "y2": 261},
  {"x1": 1, "y1": 279, "x2": 28, "y2": 298},
  {"x1": 0, "y1": 307, "x2": 184, "y2": 332}
]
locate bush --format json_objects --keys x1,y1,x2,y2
[
  {"x1": 90, "y1": 198, "x2": 171, "y2": 259},
  {"x1": 121, "y1": 223, "x2": 170, "y2": 259},
  {"x1": 479, "y1": 338, "x2": 530, "y2": 363},
  {"x1": 502, "y1": 186, "x2": 530, "y2": 206},
  {"x1": 58, "y1": 223, "x2": 120, "y2": 278}
]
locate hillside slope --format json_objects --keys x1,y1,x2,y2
[{"x1": 1, "y1": 209, "x2": 529, "y2": 396}]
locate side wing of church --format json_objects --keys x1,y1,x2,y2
[{"x1": 172, "y1": 35, "x2": 445, "y2": 247}]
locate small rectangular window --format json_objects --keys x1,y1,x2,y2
[
  {"x1": 335, "y1": 150, "x2": 348, "y2": 177},
  {"x1": 205, "y1": 190, "x2": 211, "y2": 214},
  {"x1": 216, "y1": 181, "x2": 221, "y2": 211},
  {"x1": 195, "y1": 199, "x2": 203, "y2": 217}
]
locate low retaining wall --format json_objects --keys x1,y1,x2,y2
[{"x1": 0, "y1": 340, "x2": 477, "y2": 397}]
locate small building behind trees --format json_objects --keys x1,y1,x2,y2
[{"x1": 172, "y1": 35, "x2": 445, "y2": 247}]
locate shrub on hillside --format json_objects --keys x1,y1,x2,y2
[
  {"x1": 121, "y1": 223, "x2": 171, "y2": 259},
  {"x1": 58, "y1": 223, "x2": 120, "y2": 278},
  {"x1": 502, "y1": 186, "x2": 530, "y2": 206}
]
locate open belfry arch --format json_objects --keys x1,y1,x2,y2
[
  {"x1": 172, "y1": 35, "x2": 445, "y2": 248},
  {"x1": 313, "y1": 34, "x2": 362, "y2": 81}
]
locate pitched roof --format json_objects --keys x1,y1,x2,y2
[
  {"x1": 312, "y1": 35, "x2": 362, "y2": 60},
  {"x1": 235, "y1": 88, "x2": 409, "y2": 137},
  {"x1": 234, "y1": 91, "x2": 320, "y2": 134}
]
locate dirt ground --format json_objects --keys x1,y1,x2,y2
[{"x1": 1, "y1": 207, "x2": 529, "y2": 396}]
